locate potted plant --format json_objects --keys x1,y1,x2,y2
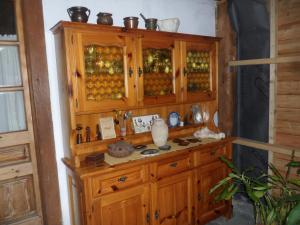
[{"x1": 210, "y1": 151, "x2": 300, "y2": 225}]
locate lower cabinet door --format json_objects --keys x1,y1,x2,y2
[
  {"x1": 151, "y1": 171, "x2": 193, "y2": 225},
  {"x1": 92, "y1": 185, "x2": 150, "y2": 225},
  {"x1": 195, "y1": 162, "x2": 229, "y2": 225}
]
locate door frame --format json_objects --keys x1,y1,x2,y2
[{"x1": 21, "y1": 0, "x2": 62, "y2": 224}]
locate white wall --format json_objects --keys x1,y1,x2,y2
[{"x1": 41, "y1": 0, "x2": 216, "y2": 224}]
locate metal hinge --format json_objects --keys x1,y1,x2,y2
[{"x1": 146, "y1": 212, "x2": 150, "y2": 223}]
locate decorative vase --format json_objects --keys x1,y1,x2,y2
[
  {"x1": 67, "y1": 6, "x2": 90, "y2": 23},
  {"x1": 151, "y1": 118, "x2": 168, "y2": 147}
]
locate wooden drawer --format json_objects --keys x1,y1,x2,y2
[
  {"x1": 91, "y1": 165, "x2": 148, "y2": 197},
  {"x1": 193, "y1": 144, "x2": 226, "y2": 167},
  {"x1": 151, "y1": 154, "x2": 191, "y2": 179}
]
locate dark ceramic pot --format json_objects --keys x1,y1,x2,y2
[
  {"x1": 67, "y1": 6, "x2": 90, "y2": 23},
  {"x1": 97, "y1": 12, "x2": 113, "y2": 25}
]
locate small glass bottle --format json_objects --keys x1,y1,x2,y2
[
  {"x1": 76, "y1": 125, "x2": 83, "y2": 144},
  {"x1": 86, "y1": 126, "x2": 91, "y2": 142}
]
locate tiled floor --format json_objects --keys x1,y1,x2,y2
[{"x1": 206, "y1": 197, "x2": 255, "y2": 225}]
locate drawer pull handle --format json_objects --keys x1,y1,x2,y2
[
  {"x1": 210, "y1": 149, "x2": 217, "y2": 155},
  {"x1": 169, "y1": 162, "x2": 178, "y2": 168},
  {"x1": 118, "y1": 176, "x2": 127, "y2": 182}
]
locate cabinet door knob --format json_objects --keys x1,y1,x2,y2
[
  {"x1": 129, "y1": 67, "x2": 133, "y2": 77},
  {"x1": 118, "y1": 176, "x2": 127, "y2": 182},
  {"x1": 154, "y1": 210, "x2": 159, "y2": 220},
  {"x1": 169, "y1": 162, "x2": 178, "y2": 168},
  {"x1": 138, "y1": 67, "x2": 143, "y2": 77},
  {"x1": 146, "y1": 212, "x2": 150, "y2": 223}
]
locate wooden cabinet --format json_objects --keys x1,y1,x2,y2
[
  {"x1": 69, "y1": 31, "x2": 137, "y2": 113},
  {"x1": 70, "y1": 140, "x2": 233, "y2": 225},
  {"x1": 51, "y1": 22, "x2": 220, "y2": 167},
  {"x1": 92, "y1": 185, "x2": 149, "y2": 225},
  {"x1": 181, "y1": 40, "x2": 217, "y2": 102},
  {"x1": 136, "y1": 34, "x2": 180, "y2": 106},
  {"x1": 151, "y1": 171, "x2": 193, "y2": 225},
  {"x1": 195, "y1": 162, "x2": 228, "y2": 225},
  {"x1": 53, "y1": 23, "x2": 218, "y2": 114}
]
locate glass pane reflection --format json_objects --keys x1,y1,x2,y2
[
  {"x1": 0, "y1": 46, "x2": 22, "y2": 87},
  {"x1": 0, "y1": 91, "x2": 26, "y2": 133}
]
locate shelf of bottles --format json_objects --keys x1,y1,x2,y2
[
  {"x1": 84, "y1": 45, "x2": 125, "y2": 101},
  {"x1": 186, "y1": 50, "x2": 210, "y2": 92},
  {"x1": 143, "y1": 48, "x2": 173, "y2": 97}
]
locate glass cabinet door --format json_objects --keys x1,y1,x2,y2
[
  {"x1": 74, "y1": 32, "x2": 136, "y2": 112},
  {"x1": 137, "y1": 37, "x2": 180, "y2": 106},
  {"x1": 182, "y1": 41, "x2": 217, "y2": 102}
]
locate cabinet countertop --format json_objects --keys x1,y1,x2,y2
[{"x1": 63, "y1": 137, "x2": 234, "y2": 178}]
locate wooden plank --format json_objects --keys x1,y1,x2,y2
[
  {"x1": 228, "y1": 56, "x2": 300, "y2": 66},
  {"x1": 0, "y1": 131, "x2": 32, "y2": 149},
  {"x1": 21, "y1": 0, "x2": 62, "y2": 223},
  {"x1": 277, "y1": 62, "x2": 300, "y2": 81},
  {"x1": 276, "y1": 107, "x2": 300, "y2": 123},
  {"x1": 269, "y1": 0, "x2": 277, "y2": 145},
  {"x1": 277, "y1": 81, "x2": 300, "y2": 94},
  {"x1": 276, "y1": 132, "x2": 300, "y2": 148},
  {"x1": 216, "y1": 0, "x2": 236, "y2": 136},
  {"x1": 233, "y1": 137, "x2": 300, "y2": 157},
  {"x1": 0, "y1": 162, "x2": 33, "y2": 181},
  {"x1": 278, "y1": 41, "x2": 300, "y2": 56},
  {"x1": 10, "y1": 216, "x2": 42, "y2": 225},
  {"x1": 0, "y1": 145, "x2": 30, "y2": 167},
  {"x1": 274, "y1": 152, "x2": 300, "y2": 161},
  {"x1": 278, "y1": 23, "x2": 300, "y2": 35},
  {"x1": 276, "y1": 95, "x2": 300, "y2": 108},
  {"x1": 0, "y1": 176, "x2": 36, "y2": 223},
  {"x1": 276, "y1": 120, "x2": 300, "y2": 136}
]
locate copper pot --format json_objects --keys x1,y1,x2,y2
[
  {"x1": 123, "y1": 17, "x2": 139, "y2": 29},
  {"x1": 67, "y1": 6, "x2": 90, "y2": 23}
]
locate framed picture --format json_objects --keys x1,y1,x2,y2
[
  {"x1": 132, "y1": 114, "x2": 159, "y2": 134},
  {"x1": 99, "y1": 117, "x2": 116, "y2": 140}
]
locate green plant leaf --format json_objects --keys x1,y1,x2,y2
[
  {"x1": 209, "y1": 176, "x2": 232, "y2": 194},
  {"x1": 219, "y1": 156, "x2": 239, "y2": 173},
  {"x1": 286, "y1": 161, "x2": 300, "y2": 168},
  {"x1": 228, "y1": 172, "x2": 240, "y2": 179},
  {"x1": 288, "y1": 179, "x2": 300, "y2": 187},
  {"x1": 253, "y1": 190, "x2": 267, "y2": 199},
  {"x1": 269, "y1": 163, "x2": 285, "y2": 184},
  {"x1": 266, "y1": 208, "x2": 276, "y2": 225},
  {"x1": 253, "y1": 185, "x2": 269, "y2": 191},
  {"x1": 285, "y1": 194, "x2": 300, "y2": 202},
  {"x1": 286, "y1": 202, "x2": 300, "y2": 225}
]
